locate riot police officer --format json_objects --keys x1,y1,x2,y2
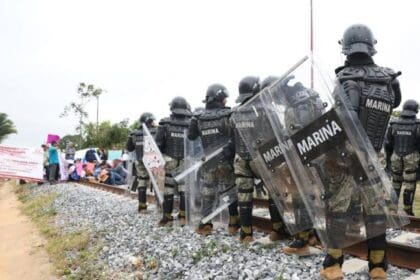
[
  {"x1": 279, "y1": 76, "x2": 323, "y2": 256},
  {"x1": 156, "y1": 97, "x2": 193, "y2": 226},
  {"x1": 385, "y1": 100, "x2": 420, "y2": 216},
  {"x1": 231, "y1": 76, "x2": 289, "y2": 244},
  {"x1": 320, "y1": 24, "x2": 401, "y2": 280},
  {"x1": 126, "y1": 112, "x2": 157, "y2": 213},
  {"x1": 188, "y1": 84, "x2": 239, "y2": 235}
]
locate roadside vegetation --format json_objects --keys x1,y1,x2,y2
[{"x1": 14, "y1": 183, "x2": 112, "y2": 280}]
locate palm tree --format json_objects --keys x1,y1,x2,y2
[{"x1": 0, "y1": 113, "x2": 17, "y2": 143}]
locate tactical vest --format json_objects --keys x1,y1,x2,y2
[
  {"x1": 163, "y1": 116, "x2": 190, "y2": 160},
  {"x1": 390, "y1": 118, "x2": 420, "y2": 157},
  {"x1": 198, "y1": 108, "x2": 231, "y2": 151},
  {"x1": 130, "y1": 127, "x2": 157, "y2": 160},
  {"x1": 232, "y1": 105, "x2": 272, "y2": 160},
  {"x1": 285, "y1": 94, "x2": 324, "y2": 134},
  {"x1": 337, "y1": 65, "x2": 396, "y2": 152}
]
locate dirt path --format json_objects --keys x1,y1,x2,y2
[{"x1": 0, "y1": 182, "x2": 56, "y2": 280}]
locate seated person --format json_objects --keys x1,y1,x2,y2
[
  {"x1": 81, "y1": 163, "x2": 94, "y2": 180},
  {"x1": 110, "y1": 159, "x2": 128, "y2": 183},
  {"x1": 68, "y1": 164, "x2": 81, "y2": 182},
  {"x1": 98, "y1": 161, "x2": 125, "y2": 185},
  {"x1": 84, "y1": 148, "x2": 97, "y2": 163}
]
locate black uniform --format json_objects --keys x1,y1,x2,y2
[
  {"x1": 385, "y1": 100, "x2": 420, "y2": 216},
  {"x1": 126, "y1": 113, "x2": 157, "y2": 212},
  {"x1": 322, "y1": 24, "x2": 401, "y2": 276},
  {"x1": 156, "y1": 96, "x2": 192, "y2": 225},
  {"x1": 188, "y1": 84, "x2": 239, "y2": 232},
  {"x1": 231, "y1": 76, "x2": 289, "y2": 241}
]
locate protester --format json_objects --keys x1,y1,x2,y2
[
  {"x1": 97, "y1": 147, "x2": 108, "y2": 161},
  {"x1": 67, "y1": 164, "x2": 81, "y2": 181},
  {"x1": 65, "y1": 142, "x2": 76, "y2": 160},
  {"x1": 121, "y1": 150, "x2": 130, "y2": 169},
  {"x1": 85, "y1": 147, "x2": 97, "y2": 163},
  {"x1": 41, "y1": 144, "x2": 49, "y2": 181},
  {"x1": 48, "y1": 141, "x2": 60, "y2": 184},
  {"x1": 97, "y1": 161, "x2": 125, "y2": 185},
  {"x1": 110, "y1": 159, "x2": 128, "y2": 183},
  {"x1": 81, "y1": 163, "x2": 94, "y2": 180}
]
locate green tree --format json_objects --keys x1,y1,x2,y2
[
  {"x1": 0, "y1": 113, "x2": 17, "y2": 143},
  {"x1": 82, "y1": 120, "x2": 130, "y2": 149},
  {"x1": 60, "y1": 83, "x2": 103, "y2": 137},
  {"x1": 58, "y1": 134, "x2": 84, "y2": 150},
  {"x1": 105, "y1": 119, "x2": 130, "y2": 149},
  {"x1": 129, "y1": 119, "x2": 140, "y2": 132},
  {"x1": 392, "y1": 110, "x2": 401, "y2": 118}
]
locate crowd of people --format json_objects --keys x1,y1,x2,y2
[{"x1": 41, "y1": 143, "x2": 130, "y2": 186}]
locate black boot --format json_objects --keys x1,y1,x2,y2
[
  {"x1": 239, "y1": 201, "x2": 253, "y2": 242},
  {"x1": 159, "y1": 194, "x2": 174, "y2": 226},
  {"x1": 138, "y1": 187, "x2": 147, "y2": 213},
  {"x1": 178, "y1": 191, "x2": 186, "y2": 226},
  {"x1": 403, "y1": 189, "x2": 415, "y2": 216},
  {"x1": 268, "y1": 198, "x2": 290, "y2": 240}
]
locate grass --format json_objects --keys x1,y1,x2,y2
[
  {"x1": 275, "y1": 265, "x2": 286, "y2": 280},
  {"x1": 192, "y1": 239, "x2": 232, "y2": 264},
  {"x1": 414, "y1": 183, "x2": 420, "y2": 216},
  {"x1": 14, "y1": 183, "x2": 111, "y2": 280}
]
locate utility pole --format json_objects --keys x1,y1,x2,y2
[
  {"x1": 310, "y1": 0, "x2": 314, "y2": 89},
  {"x1": 96, "y1": 95, "x2": 99, "y2": 136}
]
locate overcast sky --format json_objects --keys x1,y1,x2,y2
[{"x1": 1, "y1": 0, "x2": 419, "y2": 147}]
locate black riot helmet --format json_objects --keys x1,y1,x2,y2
[
  {"x1": 401, "y1": 99, "x2": 419, "y2": 117},
  {"x1": 203, "y1": 83, "x2": 229, "y2": 104},
  {"x1": 280, "y1": 76, "x2": 310, "y2": 106},
  {"x1": 339, "y1": 24, "x2": 377, "y2": 56},
  {"x1": 169, "y1": 96, "x2": 192, "y2": 116},
  {"x1": 261, "y1": 76, "x2": 280, "y2": 90},
  {"x1": 139, "y1": 112, "x2": 155, "y2": 126},
  {"x1": 236, "y1": 76, "x2": 260, "y2": 104}
]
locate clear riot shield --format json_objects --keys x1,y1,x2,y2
[
  {"x1": 182, "y1": 137, "x2": 237, "y2": 227},
  {"x1": 231, "y1": 87, "x2": 312, "y2": 236},
  {"x1": 260, "y1": 56, "x2": 408, "y2": 248},
  {"x1": 142, "y1": 124, "x2": 165, "y2": 206},
  {"x1": 126, "y1": 151, "x2": 136, "y2": 195}
]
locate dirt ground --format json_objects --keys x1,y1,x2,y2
[{"x1": 0, "y1": 182, "x2": 56, "y2": 280}]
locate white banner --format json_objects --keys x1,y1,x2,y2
[{"x1": 0, "y1": 145, "x2": 44, "y2": 181}]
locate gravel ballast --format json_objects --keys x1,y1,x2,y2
[{"x1": 28, "y1": 183, "x2": 417, "y2": 280}]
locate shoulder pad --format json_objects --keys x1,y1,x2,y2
[
  {"x1": 335, "y1": 65, "x2": 346, "y2": 75},
  {"x1": 199, "y1": 108, "x2": 231, "y2": 120},
  {"x1": 383, "y1": 67, "x2": 397, "y2": 77},
  {"x1": 393, "y1": 117, "x2": 417, "y2": 125},
  {"x1": 336, "y1": 66, "x2": 365, "y2": 82},
  {"x1": 362, "y1": 65, "x2": 394, "y2": 83},
  {"x1": 193, "y1": 111, "x2": 202, "y2": 118},
  {"x1": 169, "y1": 117, "x2": 190, "y2": 127},
  {"x1": 130, "y1": 130, "x2": 142, "y2": 136},
  {"x1": 219, "y1": 108, "x2": 232, "y2": 116},
  {"x1": 159, "y1": 117, "x2": 170, "y2": 125}
]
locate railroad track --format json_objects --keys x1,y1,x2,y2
[{"x1": 77, "y1": 180, "x2": 420, "y2": 270}]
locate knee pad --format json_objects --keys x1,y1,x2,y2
[
  {"x1": 325, "y1": 212, "x2": 349, "y2": 248},
  {"x1": 365, "y1": 215, "x2": 387, "y2": 239},
  {"x1": 403, "y1": 189, "x2": 415, "y2": 205}
]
